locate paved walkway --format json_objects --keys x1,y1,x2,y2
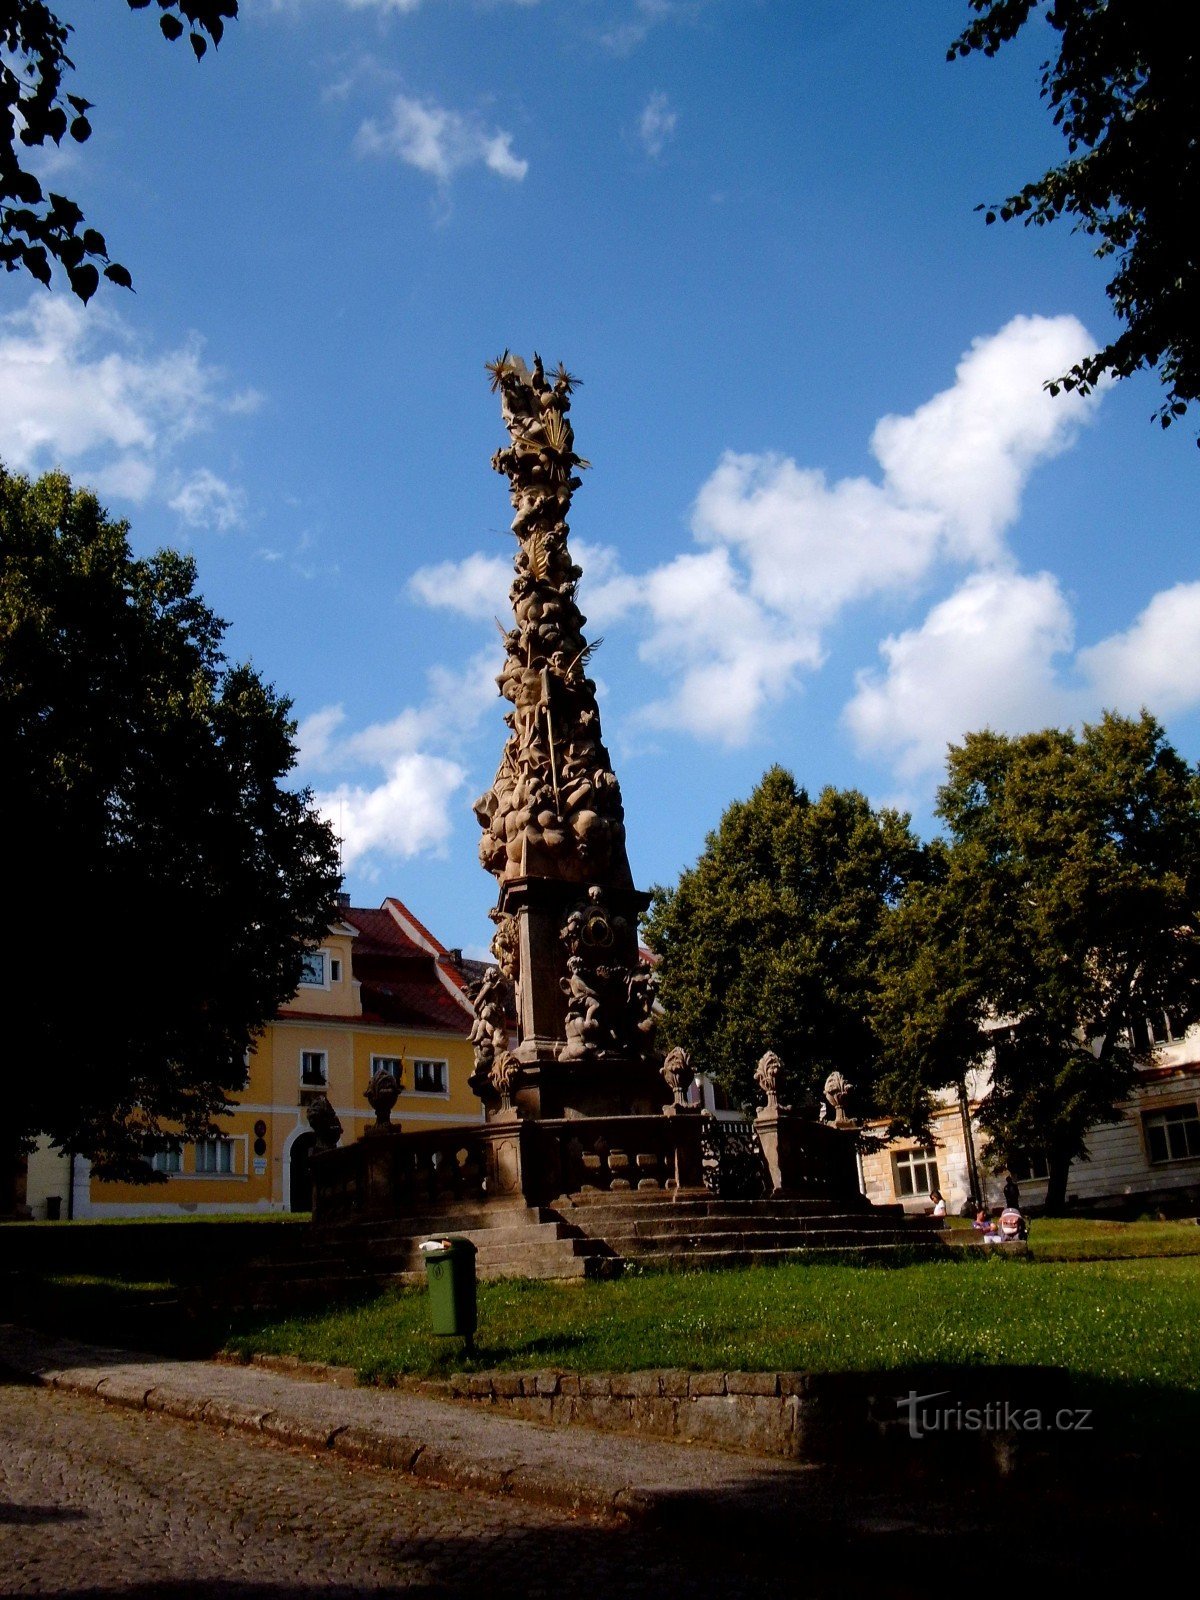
[{"x1": 0, "y1": 1325, "x2": 1189, "y2": 1596}]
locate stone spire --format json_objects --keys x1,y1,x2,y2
[
  {"x1": 468, "y1": 353, "x2": 662, "y2": 1120},
  {"x1": 472, "y1": 352, "x2": 631, "y2": 892}
]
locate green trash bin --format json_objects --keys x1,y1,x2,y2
[{"x1": 420, "y1": 1237, "x2": 478, "y2": 1347}]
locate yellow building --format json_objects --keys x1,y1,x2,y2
[{"x1": 31, "y1": 895, "x2": 481, "y2": 1218}]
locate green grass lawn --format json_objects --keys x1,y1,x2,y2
[
  {"x1": 945, "y1": 1214, "x2": 1200, "y2": 1261},
  {"x1": 222, "y1": 1252, "x2": 1200, "y2": 1395}
]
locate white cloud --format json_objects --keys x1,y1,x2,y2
[
  {"x1": 844, "y1": 571, "x2": 1077, "y2": 781},
  {"x1": 409, "y1": 552, "x2": 511, "y2": 618},
  {"x1": 169, "y1": 468, "x2": 245, "y2": 532},
  {"x1": 871, "y1": 314, "x2": 1098, "y2": 564},
  {"x1": 638, "y1": 91, "x2": 677, "y2": 157},
  {"x1": 1077, "y1": 582, "x2": 1200, "y2": 716},
  {"x1": 356, "y1": 95, "x2": 528, "y2": 183},
  {"x1": 408, "y1": 316, "x2": 1153, "y2": 768},
  {"x1": 0, "y1": 293, "x2": 249, "y2": 513},
  {"x1": 300, "y1": 654, "x2": 499, "y2": 871},
  {"x1": 318, "y1": 754, "x2": 466, "y2": 869}
]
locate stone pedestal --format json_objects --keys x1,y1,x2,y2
[
  {"x1": 755, "y1": 1110, "x2": 861, "y2": 1201},
  {"x1": 494, "y1": 875, "x2": 667, "y2": 1121}
]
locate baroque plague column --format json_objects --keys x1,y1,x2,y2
[{"x1": 469, "y1": 355, "x2": 665, "y2": 1121}]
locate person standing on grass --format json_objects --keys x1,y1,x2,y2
[{"x1": 1004, "y1": 1173, "x2": 1020, "y2": 1210}]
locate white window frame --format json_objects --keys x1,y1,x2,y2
[
  {"x1": 330, "y1": 957, "x2": 342, "y2": 983},
  {"x1": 411, "y1": 1057, "x2": 449, "y2": 1098},
  {"x1": 1144, "y1": 1103, "x2": 1200, "y2": 1165},
  {"x1": 892, "y1": 1146, "x2": 940, "y2": 1199},
  {"x1": 151, "y1": 1147, "x2": 181, "y2": 1175},
  {"x1": 299, "y1": 950, "x2": 329, "y2": 989},
  {"x1": 370, "y1": 1054, "x2": 404, "y2": 1083},
  {"x1": 191, "y1": 1136, "x2": 246, "y2": 1178},
  {"x1": 300, "y1": 1049, "x2": 328, "y2": 1088}
]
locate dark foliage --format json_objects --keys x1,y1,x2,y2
[
  {"x1": 1, "y1": 465, "x2": 341, "y2": 1178},
  {"x1": 1, "y1": 0, "x2": 237, "y2": 298},
  {"x1": 952, "y1": 1, "x2": 1200, "y2": 437}
]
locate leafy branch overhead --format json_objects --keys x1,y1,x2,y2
[
  {"x1": 1, "y1": 0, "x2": 238, "y2": 301},
  {"x1": 951, "y1": 1, "x2": 1200, "y2": 439}
]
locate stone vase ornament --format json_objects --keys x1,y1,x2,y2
[
  {"x1": 490, "y1": 1053, "x2": 523, "y2": 1116},
  {"x1": 305, "y1": 1093, "x2": 343, "y2": 1151},
  {"x1": 660, "y1": 1047, "x2": 694, "y2": 1109},
  {"x1": 365, "y1": 1067, "x2": 402, "y2": 1131},
  {"x1": 753, "y1": 1050, "x2": 785, "y2": 1114}
]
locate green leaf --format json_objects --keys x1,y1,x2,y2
[
  {"x1": 189, "y1": 32, "x2": 207, "y2": 60},
  {"x1": 160, "y1": 14, "x2": 184, "y2": 39},
  {"x1": 104, "y1": 262, "x2": 135, "y2": 290},
  {"x1": 23, "y1": 245, "x2": 51, "y2": 286},
  {"x1": 70, "y1": 115, "x2": 92, "y2": 143},
  {"x1": 82, "y1": 229, "x2": 108, "y2": 258}
]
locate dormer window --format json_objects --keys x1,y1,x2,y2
[
  {"x1": 299, "y1": 951, "x2": 327, "y2": 987},
  {"x1": 330, "y1": 958, "x2": 341, "y2": 982}
]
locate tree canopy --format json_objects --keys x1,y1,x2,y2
[
  {"x1": 1, "y1": 0, "x2": 237, "y2": 299},
  {"x1": 643, "y1": 767, "x2": 929, "y2": 1114},
  {"x1": 1, "y1": 464, "x2": 341, "y2": 1179},
  {"x1": 877, "y1": 712, "x2": 1200, "y2": 1211},
  {"x1": 951, "y1": 1, "x2": 1200, "y2": 437}
]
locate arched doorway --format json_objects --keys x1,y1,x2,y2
[{"x1": 289, "y1": 1132, "x2": 317, "y2": 1213}]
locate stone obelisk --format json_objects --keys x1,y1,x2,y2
[{"x1": 469, "y1": 354, "x2": 664, "y2": 1121}]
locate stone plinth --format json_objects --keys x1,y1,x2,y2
[{"x1": 755, "y1": 1110, "x2": 861, "y2": 1202}]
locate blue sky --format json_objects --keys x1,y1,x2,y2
[{"x1": 2, "y1": 0, "x2": 1197, "y2": 957}]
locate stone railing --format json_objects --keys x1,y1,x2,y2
[{"x1": 311, "y1": 1110, "x2": 709, "y2": 1223}]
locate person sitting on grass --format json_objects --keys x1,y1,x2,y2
[
  {"x1": 929, "y1": 1189, "x2": 947, "y2": 1220},
  {"x1": 998, "y1": 1207, "x2": 1028, "y2": 1242}
]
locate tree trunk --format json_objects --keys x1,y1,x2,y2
[{"x1": 1043, "y1": 1149, "x2": 1072, "y2": 1215}]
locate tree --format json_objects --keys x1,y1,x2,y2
[
  {"x1": 877, "y1": 713, "x2": 1200, "y2": 1212},
  {"x1": 1, "y1": 464, "x2": 341, "y2": 1180},
  {"x1": 951, "y1": 2, "x2": 1200, "y2": 437},
  {"x1": 2, "y1": 0, "x2": 237, "y2": 299},
  {"x1": 643, "y1": 767, "x2": 929, "y2": 1114}
]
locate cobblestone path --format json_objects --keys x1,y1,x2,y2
[{"x1": 0, "y1": 1379, "x2": 776, "y2": 1599}]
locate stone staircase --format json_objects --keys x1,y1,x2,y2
[{"x1": 231, "y1": 1193, "x2": 946, "y2": 1308}]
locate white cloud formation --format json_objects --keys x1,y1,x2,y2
[
  {"x1": 408, "y1": 551, "x2": 511, "y2": 617},
  {"x1": 1077, "y1": 582, "x2": 1200, "y2": 716},
  {"x1": 299, "y1": 654, "x2": 499, "y2": 871},
  {"x1": 356, "y1": 95, "x2": 528, "y2": 183},
  {"x1": 0, "y1": 294, "x2": 250, "y2": 512},
  {"x1": 638, "y1": 91, "x2": 677, "y2": 157},
  {"x1": 169, "y1": 468, "x2": 245, "y2": 532},
  {"x1": 409, "y1": 315, "x2": 1200, "y2": 775},
  {"x1": 844, "y1": 571, "x2": 1077, "y2": 782},
  {"x1": 317, "y1": 754, "x2": 467, "y2": 869}
]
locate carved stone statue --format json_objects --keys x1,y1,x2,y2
[
  {"x1": 468, "y1": 966, "x2": 509, "y2": 1076},
  {"x1": 305, "y1": 1094, "x2": 343, "y2": 1151},
  {"x1": 490, "y1": 1052, "x2": 522, "y2": 1114}
]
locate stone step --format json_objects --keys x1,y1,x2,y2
[
  {"x1": 567, "y1": 1211, "x2": 917, "y2": 1240},
  {"x1": 604, "y1": 1229, "x2": 932, "y2": 1256},
  {"x1": 316, "y1": 1205, "x2": 553, "y2": 1241},
  {"x1": 626, "y1": 1240, "x2": 945, "y2": 1271}
]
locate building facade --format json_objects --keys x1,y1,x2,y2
[
  {"x1": 27, "y1": 896, "x2": 481, "y2": 1219},
  {"x1": 861, "y1": 1017, "x2": 1200, "y2": 1216}
]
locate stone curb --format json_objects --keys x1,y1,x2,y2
[
  {"x1": 25, "y1": 1362, "x2": 637, "y2": 1524},
  {"x1": 2, "y1": 1328, "x2": 810, "y2": 1528}
]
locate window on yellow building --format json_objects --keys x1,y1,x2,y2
[
  {"x1": 412, "y1": 1059, "x2": 448, "y2": 1095},
  {"x1": 371, "y1": 1055, "x2": 403, "y2": 1082},
  {"x1": 300, "y1": 1051, "x2": 328, "y2": 1087},
  {"x1": 195, "y1": 1139, "x2": 235, "y2": 1175},
  {"x1": 299, "y1": 951, "x2": 327, "y2": 987}
]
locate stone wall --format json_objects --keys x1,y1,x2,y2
[{"x1": 426, "y1": 1363, "x2": 1073, "y2": 1477}]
